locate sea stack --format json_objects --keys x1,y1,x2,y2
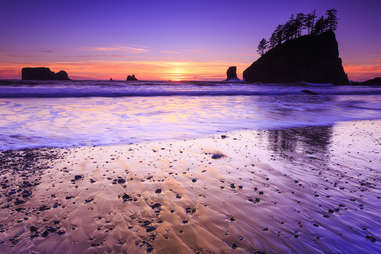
[
  {"x1": 226, "y1": 66, "x2": 239, "y2": 81},
  {"x1": 243, "y1": 31, "x2": 349, "y2": 85},
  {"x1": 362, "y1": 77, "x2": 381, "y2": 85},
  {"x1": 54, "y1": 70, "x2": 70, "y2": 80},
  {"x1": 127, "y1": 74, "x2": 138, "y2": 81},
  {"x1": 22, "y1": 67, "x2": 70, "y2": 80}
]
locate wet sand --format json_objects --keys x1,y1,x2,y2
[{"x1": 0, "y1": 120, "x2": 380, "y2": 253}]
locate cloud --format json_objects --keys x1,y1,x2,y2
[
  {"x1": 160, "y1": 50, "x2": 181, "y2": 54},
  {"x1": 87, "y1": 46, "x2": 148, "y2": 54},
  {"x1": 39, "y1": 49, "x2": 54, "y2": 53}
]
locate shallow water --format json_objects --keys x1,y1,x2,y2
[{"x1": 1, "y1": 80, "x2": 381, "y2": 150}]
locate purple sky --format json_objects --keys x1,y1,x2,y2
[{"x1": 0, "y1": 0, "x2": 380, "y2": 80}]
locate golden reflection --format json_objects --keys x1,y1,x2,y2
[{"x1": 169, "y1": 67, "x2": 186, "y2": 81}]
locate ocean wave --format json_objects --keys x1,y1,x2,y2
[{"x1": 1, "y1": 87, "x2": 381, "y2": 98}]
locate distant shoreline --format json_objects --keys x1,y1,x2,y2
[{"x1": 0, "y1": 79, "x2": 379, "y2": 85}]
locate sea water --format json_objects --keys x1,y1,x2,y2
[{"x1": 1, "y1": 80, "x2": 381, "y2": 150}]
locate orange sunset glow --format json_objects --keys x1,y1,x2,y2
[
  {"x1": 343, "y1": 64, "x2": 381, "y2": 81},
  {"x1": 0, "y1": 61, "x2": 249, "y2": 81}
]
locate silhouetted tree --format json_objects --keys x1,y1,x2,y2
[
  {"x1": 265, "y1": 9, "x2": 338, "y2": 50},
  {"x1": 282, "y1": 22, "x2": 291, "y2": 41},
  {"x1": 304, "y1": 10, "x2": 317, "y2": 34},
  {"x1": 269, "y1": 25, "x2": 283, "y2": 48},
  {"x1": 326, "y1": 9, "x2": 338, "y2": 31},
  {"x1": 311, "y1": 10, "x2": 317, "y2": 30},
  {"x1": 257, "y1": 38, "x2": 268, "y2": 56},
  {"x1": 275, "y1": 25, "x2": 284, "y2": 45},
  {"x1": 269, "y1": 30, "x2": 278, "y2": 48},
  {"x1": 313, "y1": 16, "x2": 328, "y2": 34},
  {"x1": 295, "y1": 13, "x2": 305, "y2": 37},
  {"x1": 283, "y1": 15, "x2": 297, "y2": 40}
]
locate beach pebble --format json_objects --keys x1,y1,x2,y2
[
  {"x1": 212, "y1": 153, "x2": 225, "y2": 159},
  {"x1": 74, "y1": 175, "x2": 83, "y2": 181},
  {"x1": 14, "y1": 199, "x2": 25, "y2": 205},
  {"x1": 85, "y1": 198, "x2": 94, "y2": 203},
  {"x1": 366, "y1": 235, "x2": 377, "y2": 242},
  {"x1": 39, "y1": 205, "x2": 50, "y2": 211},
  {"x1": 117, "y1": 177, "x2": 126, "y2": 184},
  {"x1": 57, "y1": 230, "x2": 65, "y2": 235},
  {"x1": 146, "y1": 226, "x2": 156, "y2": 232},
  {"x1": 122, "y1": 194, "x2": 131, "y2": 202},
  {"x1": 151, "y1": 203, "x2": 161, "y2": 209}
]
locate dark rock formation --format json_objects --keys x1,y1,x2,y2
[
  {"x1": 126, "y1": 74, "x2": 137, "y2": 81},
  {"x1": 243, "y1": 31, "x2": 349, "y2": 85},
  {"x1": 226, "y1": 66, "x2": 239, "y2": 80},
  {"x1": 22, "y1": 67, "x2": 70, "y2": 80},
  {"x1": 362, "y1": 77, "x2": 381, "y2": 85},
  {"x1": 22, "y1": 67, "x2": 54, "y2": 80},
  {"x1": 301, "y1": 89, "x2": 318, "y2": 95},
  {"x1": 54, "y1": 71, "x2": 69, "y2": 80}
]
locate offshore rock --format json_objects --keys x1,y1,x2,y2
[
  {"x1": 362, "y1": 77, "x2": 381, "y2": 85},
  {"x1": 127, "y1": 74, "x2": 138, "y2": 81},
  {"x1": 22, "y1": 67, "x2": 70, "y2": 80},
  {"x1": 226, "y1": 66, "x2": 239, "y2": 81},
  {"x1": 243, "y1": 31, "x2": 349, "y2": 85}
]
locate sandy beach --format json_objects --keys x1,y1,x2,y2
[{"x1": 0, "y1": 119, "x2": 380, "y2": 253}]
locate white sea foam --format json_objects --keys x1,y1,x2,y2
[{"x1": 0, "y1": 80, "x2": 381, "y2": 150}]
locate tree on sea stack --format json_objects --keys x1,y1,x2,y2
[
  {"x1": 265, "y1": 9, "x2": 338, "y2": 51},
  {"x1": 295, "y1": 13, "x2": 305, "y2": 37},
  {"x1": 243, "y1": 8, "x2": 348, "y2": 85},
  {"x1": 257, "y1": 38, "x2": 268, "y2": 56},
  {"x1": 313, "y1": 16, "x2": 327, "y2": 34},
  {"x1": 326, "y1": 9, "x2": 338, "y2": 31},
  {"x1": 269, "y1": 25, "x2": 284, "y2": 48},
  {"x1": 304, "y1": 10, "x2": 317, "y2": 35}
]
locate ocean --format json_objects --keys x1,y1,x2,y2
[{"x1": 1, "y1": 80, "x2": 381, "y2": 151}]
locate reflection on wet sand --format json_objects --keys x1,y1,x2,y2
[
  {"x1": 0, "y1": 120, "x2": 380, "y2": 253},
  {"x1": 267, "y1": 125, "x2": 332, "y2": 161}
]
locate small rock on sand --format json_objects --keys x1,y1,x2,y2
[{"x1": 212, "y1": 153, "x2": 225, "y2": 159}]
